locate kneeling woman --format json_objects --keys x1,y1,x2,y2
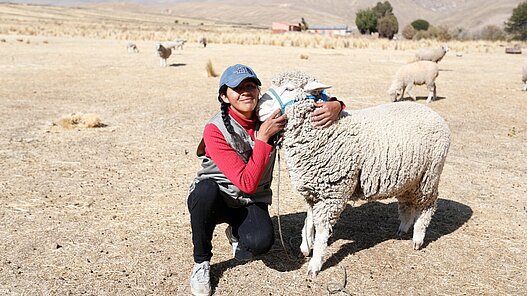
[{"x1": 187, "y1": 64, "x2": 343, "y2": 296}]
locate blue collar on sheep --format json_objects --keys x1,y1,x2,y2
[
  {"x1": 265, "y1": 87, "x2": 297, "y2": 115},
  {"x1": 260, "y1": 87, "x2": 329, "y2": 118},
  {"x1": 256, "y1": 71, "x2": 332, "y2": 122}
]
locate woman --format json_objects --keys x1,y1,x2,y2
[{"x1": 187, "y1": 64, "x2": 343, "y2": 296}]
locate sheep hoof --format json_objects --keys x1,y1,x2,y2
[
  {"x1": 307, "y1": 258, "x2": 322, "y2": 277},
  {"x1": 306, "y1": 268, "x2": 319, "y2": 278},
  {"x1": 413, "y1": 240, "x2": 423, "y2": 250}
]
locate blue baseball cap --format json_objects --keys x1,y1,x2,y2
[{"x1": 219, "y1": 64, "x2": 261, "y2": 90}]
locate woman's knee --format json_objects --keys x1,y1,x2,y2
[
  {"x1": 187, "y1": 179, "x2": 220, "y2": 212},
  {"x1": 241, "y1": 224, "x2": 274, "y2": 256}
]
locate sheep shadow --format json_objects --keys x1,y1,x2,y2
[
  {"x1": 261, "y1": 198, "x2": 472, "y2": 273},
  {"x1": 169, "y1": 63, "x2": 186, "y2": 67},
  {"x1": 397, "y1": 96, "x2": 447, "y2": 102}
]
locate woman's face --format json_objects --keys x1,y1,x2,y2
[{"x1": 221, "y1": 79, "x2": 260, "y2": 119}]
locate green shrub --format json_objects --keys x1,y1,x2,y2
[{"x1": 411, "y1": 19, "x2": 430, "y2": 31}]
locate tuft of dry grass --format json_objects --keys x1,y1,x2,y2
[
  {"x1": 299, "y1": 53, "x2": 309, "y2": 60},
  {"x1": 205, "y1": 59, "x2": 218, "y2": 77},
  {"x1": 53, "y1": 112, "x2": 106, "y2": 129}
]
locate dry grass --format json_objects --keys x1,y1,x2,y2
[
  {"x1": 0, "y1": 3, "x2": 526, "y2": 296},
  {"x1": 53, "y1": 112, "x2": 106, "y2": 129},
  {"x1": 205, "y1": 59, "x2": 218, "y2": 77}
]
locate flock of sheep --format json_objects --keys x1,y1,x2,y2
[
  {"x1": 126, "y1": 37, "x2": 207, "y2": 67},
  {"x1": 388, "y1": 44, "x2": 448, "y2": 103}
]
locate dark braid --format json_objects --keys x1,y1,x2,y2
[
  {"x1": 220, "y1": 101, "x2": 235, "y2": 134},
  {"x1": 218, "y1": 85, "x2": 235, "y2": 134}
]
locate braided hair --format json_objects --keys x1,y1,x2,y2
[{"x1": 218, "y1": 85, "x2": 235, "y2": 134}]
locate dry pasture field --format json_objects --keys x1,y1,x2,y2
[{"x1": 1, "y1": 34, "x2": 526, "y2": 296}]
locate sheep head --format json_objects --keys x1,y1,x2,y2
[
  {"x1": 256, "y1": 71, "x2": 331, "y2": 121},
  {"x1": 388, "y1": 82, "x2": 402, "y2": 101}
]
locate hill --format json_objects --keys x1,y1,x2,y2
[{"x1": 3, "y1": 0, "x2": 523, "y2": 33}]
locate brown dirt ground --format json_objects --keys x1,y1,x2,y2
[{"x1": 0, "y1": 35, "x2": 526, "y2": 296}]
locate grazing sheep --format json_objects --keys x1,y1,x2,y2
[
  {"x1": 198, "y1": 36, "x2": 207, "y2": 47},
  {"x1": 388, "y1": 61, "x2": 439, "y2": 103},
  {"x1": 415, "y1": 44, "x2": 449, "y2": 63},
  {"x1": 168, "y1": 39, "x2": 187, "y2": 50},
  {"x1": 155, "y1": 43, "x2": 172, "y2": 67},
  {"x1": 522, "y1": 60, "x2": 527, "y2": 91},
  {"x1": 127, "y1": 42, "x2": 139, "y2": 53},
  {"x1": 257, "y1": 71, "x2": 451, "y2": 276}
]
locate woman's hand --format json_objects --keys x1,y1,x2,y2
[
  {"x1": 311, "y1": 100, "x2": 342, "y2": 128},
  {"x1": 257, "y1": 109, "x2": 287, "y2": 142}
]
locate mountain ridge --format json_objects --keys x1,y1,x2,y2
[{"x1": 4, "y1": 0, "x2": 523, "y2": 33}]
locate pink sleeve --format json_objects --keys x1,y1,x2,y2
[{"x1": 203, "y1": 124, "x2": 273, "y2": 194}]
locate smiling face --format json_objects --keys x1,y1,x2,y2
[{"x1": 221, "y1": 79, "x2": 260, "y2": 119}]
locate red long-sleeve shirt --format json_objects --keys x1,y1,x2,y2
[{"x1": 203, "y1": 109, "x2": 273, "y2": 194}]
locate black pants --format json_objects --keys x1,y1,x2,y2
[{"x1": 187, "y1": 179, "x2": 275, "y2": 263}]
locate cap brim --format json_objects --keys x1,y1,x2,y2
[{"x1": 225, "y1": 75, "x2": 261, "y2": 88}]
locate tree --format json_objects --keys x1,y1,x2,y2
[
  {"x1": 479, "y1": 25, "x2": 507, "y2": 41},
  {"x1": 377, "y1": 14, "x2": 399, "y2": 39},
  {"x1": 372, "y1": 1, "x2": 393, "y2": 18},
  {"x1": 402, "y1": 24, "x2": 416, "y2": 39},
  {"x1": 411, "y1": 19, "x2": 430, "y2": 31},
  {"x1": 505, "y1": 1, "x2": 527, "y2": 40},
  {"x1": 356, "y1": 8, "x2": 378, "y2": 34}
]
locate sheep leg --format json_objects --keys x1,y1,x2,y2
[
  {"x1": 307, "y1": 199, "x2": 346, "y2": 277},
  {"x1": 406, "y1": 84, "x2": 415, "y2": 100},
  {"x1": 412, "y1": 205, "x2": 436, "y2": 250},
  {"x1": 307, "y1": 218, "x2": 330, "y2": 277},
  {"x1": 523, "y1": 82, "x2": 527, "y2": 91},
  {"x1": 399, "y1": 86, "x2": 406, "y2": 101},
  {"x1": 300, "y1": 203, "x2": 315, "y2": 257},
  {"x1": 397, "y1": 200, "x2": 417, "y2": 236},
  {"x1": 426, "y1": 83, "x2": 436, "y2": 103}
]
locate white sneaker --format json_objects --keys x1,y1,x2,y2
[
  {"x1": 189, "y1": 261, "x2": 211, "y2": 296},
  {"x1": 225, "y1": 225, "x2": 253, "y2": 261}
]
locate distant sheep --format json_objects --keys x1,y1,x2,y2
[
  {"x1": 522, "y1": 60, "x2": 527, "y2": 91},
  {"x1": 198, "y1": 36, "x2": 207, "y2": 47},
  {"x1": 127, "y1": 42, "x2": 139, "y2": 53},
  {"x1": 165, "y1": 39, "x2": 187, "y2": 50},
  {"x1": 388, "y1": 60, "x2": 439, "y2": 103},
  {"x1": 415, "y1": 44, "x2": 449, "y2": 63},
  {"x1": 156, "y1": 43, "x2": 172, "y2": 67}
]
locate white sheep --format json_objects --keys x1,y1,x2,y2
[
  {"x1": 522, "y1": 59, "x2": 527, "y2": 91},
  {"x1": 388, "y1": 60, "x2": 439, "y2": 103},
  {"x1": 127, "y1": 42, "x2": 139, "y2": 53},
  {"x1": 155, "y1": 43, "x2": 172, "y2": 67},
  {"x1": 166, "y1": 39, "x2": 186, "y2": 50},
  {"x1": 415, "y1": 44, "x2": 449, "y2": 63},
  {"x1": 257, "y1": 71, "x2": 451, "y2": 277}
]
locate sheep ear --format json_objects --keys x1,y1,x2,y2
[{"x1": 304, "y1": 81, "x2": 332, "y2": 94}]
